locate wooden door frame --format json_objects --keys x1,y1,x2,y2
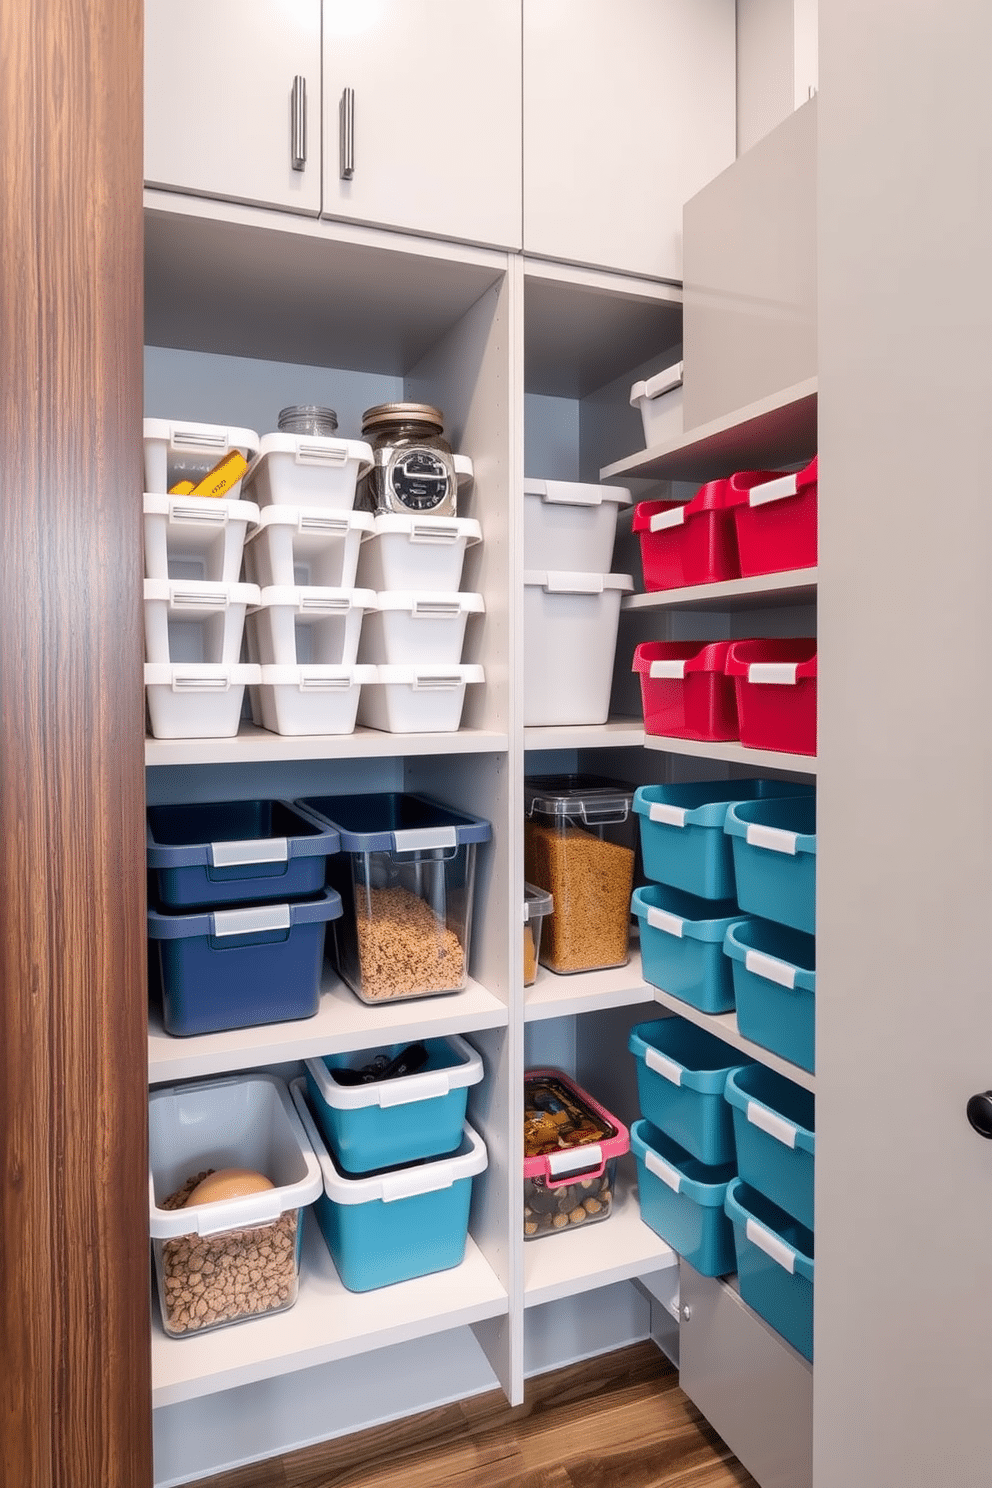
[{"x1": 0, "y1": 2, "x2": 152, "y2": 1485}]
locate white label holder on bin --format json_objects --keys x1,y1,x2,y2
[
  {"x1": 646, "y1": 905, "x2": 685, "y2": 939},
  {"x1": 210, "y1": 837, "x2": 289, "y2": 868},
  {"x1": 745, "y1": 948, "x2": 799, "y2": 990},
  {"x1": 748, "y1": 662, "x2": 800, "y2": 685},
  {"x1": 746, "y1": 1102, "x2": 799, "y2": 1150},
  {"x1": 548, "y1": 1144, "x2": 605, "y2": 1180},
  {"x1": 645, "y1": 1048, "x2": 684, "y2": 1086},
  {"x1": 746, "y1": 823, "x2": 800, "y2": 855},
  {"x1": 748, "y1": 472, "x2": 799, "y2": 508},
  {"x1": 645, "y1": 1147, "x2": 682, "y2": 1193},
  {"x1": 648, "y1": 802, "x2": 689, "y2": 828},
  {"x1": 745, "y1": 1217, "x2": 797, "y2": 1274},
  {"x1": 211, "y1": 903, "x2": 292, "y2": 938}
]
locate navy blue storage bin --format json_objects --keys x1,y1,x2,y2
[
  {"x1": 725, "y1": 1065, "x2": 815, "y2": 1230},
  {"x1": 724, "y1": 919, "x2": 817, "y2": 1074},
  {"x1": 631, "y1": 883, "x2": 744, "y2": 1014},
  {"x1": 148, "y1": 887, "x2": 342, "y2": 1036},
  {"x1": 725, "y1": 1179, "x2": 814, "y2": 1361},
  {"x1": 724, "y1": 795, "x2": 816, "y2": 934},
  {"x1": 633, "y1": 779, "x2": 812, "y2": 900},
  {"x1": 628, "y1": 1017, "x2": 742, "y2": 1165},
  {"x1": 631, "y1": 1119, "x2": 737, "y2": 1276},
  {"x1": 147, "y1": 798, "x2": 339, "y2": 908}
]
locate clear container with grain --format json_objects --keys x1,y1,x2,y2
[
  {"x1": 523, "y1": 883, "x2": 553, "y2": 986},
  {"x1": 148, "y1": 1074, "x2": 322, "y2": 1339},
  {"x1": 523, "y1": 775, "x2": 636, "y2": 974},
  {"x1": 297, "y1": 792, "x2": 492, "y2": 1004}
]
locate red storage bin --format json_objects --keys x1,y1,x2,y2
[
  {"x1": 728, "y1": 456, "x2": 818, "y2": 577},
  {"x1": 633, "y1": 476, "x2": 754, "y2": 591},
  {"x1": 725, "y1": 639, "x2": 817, "y2": 756},
  {"x1": 632, "y1": 640, "x2": 738, "y2": 740}
]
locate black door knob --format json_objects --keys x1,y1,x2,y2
[{"x1": 966, "y1": 1092, "x2": 992, "y2": 1137}]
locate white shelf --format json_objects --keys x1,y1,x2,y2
[
  {"x1": 601, "y1": 378, "x2": 817, "y2": 484},
  {"x1": 148, "y1": 973, "x2": 508, "y2": 1085},
  {"x1": 650, "y1": 986, "x2": 815, "y2": 1094},
  {"x1": 624, "y1": 568, "x2": 817, "y2": 613},
  {"x1": 523, "y1": 1164, "x2": 676, "y2": 1309},
  {"x1": 524, "y1": 719, "x2": 645, "y2": 752},
  {"x1": 146, "y1": 725, "x2": 509, "y2": 768},
  {"x1": 525, "y1": 959, "x2": 657, "y2": 1022},
  {"x1": 151, "y1": 1220, "x2": 508, "y2": 1408},
  {"x1": 643, "y1": 734, "x2": 816, "y2": 774}
]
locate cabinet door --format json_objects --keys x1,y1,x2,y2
[
  {"x1": 144, "y1": 0, "x2": 322, "y2": 215},
  {"x1": 322, "y1": 0, "x2": 522, "y2": 250},
  {"x1": 523, "y1": 0, "x2": 736, "y2": 280}
]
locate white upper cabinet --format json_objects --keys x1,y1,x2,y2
[
  {"x1": 321, "y1": 0, "x2": 522, "y2": 250},
  {"x1": 523, "y1": 0, "x2": 736, "y2": 281},
  {"x1": 144, "y1": 0, "x2": 322, "y2": 215}
]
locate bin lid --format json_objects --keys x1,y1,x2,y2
[
  {"x1": 523, "y1": 882, "x2": 553, "y2": 919},
  {"x1": 524, "y1": 773, "x2": 634, "y2": 824},
  {"x1": 629, "y1": 360, "x2": 684, "y2": 406},
  {"x1": 523, "y1": 478, "x2": 632, "y2": 508},
  {"x1": 296, "y1": 791, "x2": 492, "y2": 850}
]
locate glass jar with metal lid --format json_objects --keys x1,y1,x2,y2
[
  {"x1": 278, "y1": 405, "x2": 339, "y2": 437},
  {"x1": 359, "y1": 402, "x2": 457, "y2": 517}
]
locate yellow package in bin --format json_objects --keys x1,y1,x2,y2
[
  {"x1": 167, "y1": 479, "x2": 197, "y2": 495},
  {"x1": 191, "y1": 449, "x2": 249, "y2": 500}
]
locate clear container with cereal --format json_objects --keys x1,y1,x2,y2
[
  {"x1": 296, "y1": 792, "x2": 492, "y2": 1004},
  {"x1": 523, "y1": 775, "x2": 636, "y2": 974},
  {"x1": 523, "y1": 1069, "x2": 630, "y2": 1239}
]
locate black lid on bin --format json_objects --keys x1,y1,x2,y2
[{"x1": 524, "y1": 774, "x2": 634, "y2": 823}]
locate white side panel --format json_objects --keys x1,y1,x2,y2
[
  {"x1": 735, "y1": 0, "x2": 795, "y2": 155},
  {"x1": 523, "y1": 1283, "x2": 651, "y2": 1376},
  {"x1": 144, "y1": 0, "x2": 322, "y2": 215},
  {"x1": 523, "y1": 0, "x2": 736, "y2": 280},
  {"x1": 816, "y1": 3, "x2": 992, "y2": 1483},
  {"x1": 322, "y1": 0, "x2": 522, "y2": 249}
]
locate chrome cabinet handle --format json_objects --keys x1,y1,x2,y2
[
  {"x1": 340, "y1": 86, "x2": 355, "y2": 180},
  {"x1": 291, "y1": 75, "x2": 307, "y2": 171}
]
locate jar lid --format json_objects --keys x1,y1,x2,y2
[
  {"x1": 361, "y1": 402, "x2": 445, "y2": 437},
  {"x1": 278, "y1": 405, "x2": 339, "y2": 435}
]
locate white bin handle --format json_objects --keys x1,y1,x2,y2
[
  {"x1": 648, "y1": 802, "x2": 688, "y2": 828},
  {"x1": 411, "y1": 600, "x2": 460, "y2": 618},
  {"x1": 211, "y1": 903, "x2": 292, "y2": 938},
  {"x1": 746, "y1": 1216, "x2": 796, "y2": 1274},
  {"x1": 649, "y1": 506, "x2": 687, "y2": 533},
  {"x1": 544, "y1": 572, "x2": 604, "y2": 594},
  {"x1": 193, "y1": 1190, "x2": 284, "y2": 1236},
  {"x1": 391, "y1": 826, "x2": 458, "y2": 852},
  {"x1": 170, "y1": 428, "x2": 228, "y2": 454},
  {"x1": 299, "y1": 676, "x2": 352, "y2": 693},
  {"x1": 749, "y1": 472, "x2": 798, "y2": 508},
  {"x1": 169, "y1": 675, "x2": 231, "y2": 694},
  {"x1": 210, "y1": 836, "x2": 289, "y2": 868},
  {"x1": 645, "y1": 1148, "x2": 682, "y2": 1193},
  {"x1": 379, "y1": 1072, "x2": 450, "y2": 1108},
  {"x1": 745, "y1": 948, "x2": 798, "y2": 990},
  {"x1": 298, "y1": 595, "x2": 352, "y2": 614},
  {"x1": 380, "y1": 1158, "x2": 457, "y2": 1202},
  {"x1": 293, "y1": 441, "x2": 349, "y2": 468},
  {"x1": 410, "y1": 522, "x2": 458, "y2": 544},
  {"x1": 747, "y1": 1101, "x2": 798, "y2": 1149},
  {"x1": 745, "y1": 823, "x2": 799, "y2": 855},
  {"x1": 646, "y1": 906, "x2": 684, "y2": 938},
  {"x1": 548, "y1": 1144, "x2": 604, "y2": 1179},
  {"x1": 168, "y1": 501, "x2": 228, "y2": 529},
  {"x1": 169, "y1": 586, "x2": 229, "y2": 611},
  {"x1": 297, "y1": 512, "x2": 351, "y2": 535},
  {"x1": 649, "y1": 659, "x2": 687, "y2": 680},
  {"x1": 748, "y1": 662, "x2": 799, "y2": 685},
  {"x1": 645, "y1": 1048, "x2": 683, "y2": 1086}
]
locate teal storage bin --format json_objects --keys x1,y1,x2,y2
[
  {"x1": 631, "y1": 1119, "x2": 737, "y2": 1276},
  {"x1": 632, "y1": 883, "x2": 744, "y2": 1014},
  {"x1": 291, "y1": 1078, "x2": 487, "y2": 1293},
  {"x1": 628, "y1": 1017, "x2": 742, "y2": 1165},
  {"x1": 633, "y1": 779, "x2": 812, "y2": 901},
  {"x1": 304, "y1": 1035, "x2": 483, "y2": 1174},
  {"x1": 724, "y1": 920, "x2": 816, "y2": 1074},
  {"x1": 724, "y1": 795, "x2": 816, "y2": 934},
  {"x1": 725, "y1": 1065, "x2": 815, "y2": 1229},
  {"x1": 725, "y1": 1179, "x2": 814, "y2": 1361}
]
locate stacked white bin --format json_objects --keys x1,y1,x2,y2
[
  {"x1": 240, "y1": 429, "x2": 377, "y2": 736},
  {"x1": 355, "y1": 460, "x2": 485, "y2": 733},
  {"x1": 522, "y1": 479, "x2": 633, "y2": 727},
  {"x1": 142, "y1": 420, "x2": 262, "y2": 739}
]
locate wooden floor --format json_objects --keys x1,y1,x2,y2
[{"x1": 185, "y1": 1343, "x2": 758, "y2": 1488}]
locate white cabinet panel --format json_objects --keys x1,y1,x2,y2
[
  {"x1": 144, "y1": 0, "x2": 322, "y2": 215},
  {"x1": 321, "y1": 0, "x2": 522, "y2": 249},
  {"x1": 523, "y1": 0, "x2": 736, "y2": 281}
]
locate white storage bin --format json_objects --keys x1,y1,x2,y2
[
  {"x1": 143, "y1": 579, "x2": 259, "y2": 665},
  {"x1": 143, "y1": 494, "x2": 259, "y2": 583},
  {"x1": 143, "y1": 419, "x2": 259, "y2": 497},
  {"x1": 251, "y1": 664, "x2": 376, "y2": 737},
  {"x1": 246, "y1": 586, "x2": 375, "y2": 668},
  {"x1": 629, "y1": 361, "x2": 684, "y2": 448},
  {"x1": 144, "y1": 663, "x2": 260, "y2": 740},
  {"x1": 523, "y1": 479, "x2": 632, "y2": 572},
  {"x1": 356, "y1": 515, "x2": 482, "y2": 593},
  {"x1": 357, "y1": 664, "x2": 484, "y2": 734},
  {"x1": 244, "y1": 506, "x2": 374, "y2": 589},
  {"x1": 358, "y1": 591, "x2": 484, "y2": 666},
  {"x1": 148, "y1": 1073, "x2": 321, "y2": 1338},
  {"x1": 523, "y1": 571, "x2": 633, "y2": 726},
  {"x1": 240, "y1": 432, "x2": 373, "y2": 511}
]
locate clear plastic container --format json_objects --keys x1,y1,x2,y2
[
  {"x1": 523, "y1": 883, "x2": 553, "y2": 986},
  {"x1": 297, "y1": 792, "x2": 492, "y2": 1004},
  {"x1": 523, "y1": 1070, "x2": 629, "y2": 1239},
  {"x1": 523, "y1": 775, "x2": 636, "y2": 974}
]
